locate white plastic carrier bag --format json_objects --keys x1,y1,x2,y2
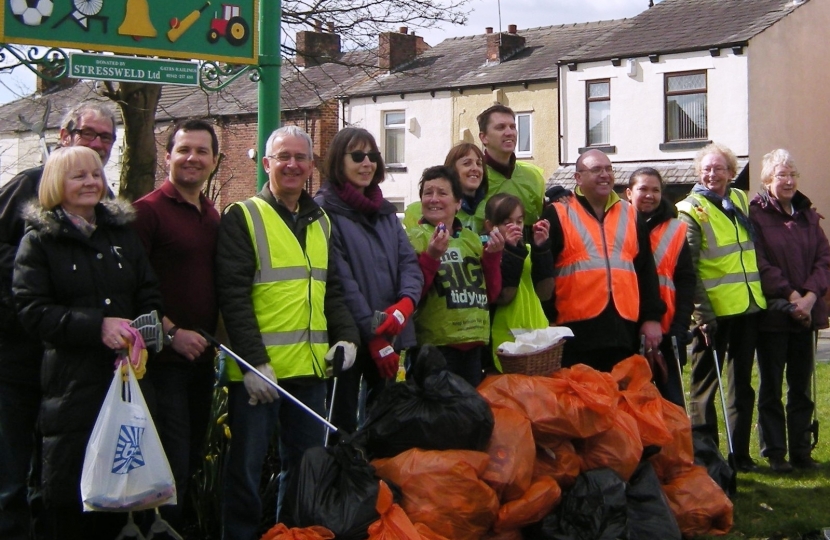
[{"x1": 81, "y1": 364, "x2": 176, "y2": 512}]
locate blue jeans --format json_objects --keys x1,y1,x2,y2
[
  {"x1": 221, "y1": 378, "x2": 326, "y2": 540},
  {"x1": 0, "y1": 378, "x2": 41, "y2": 540},
  {"x1": 144, "y1": 361, "x2": 215, "y2": 529}
]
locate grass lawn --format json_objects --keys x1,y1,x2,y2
[{"x1": 696, "y1": 360, "x2": 830, "y2": 540}]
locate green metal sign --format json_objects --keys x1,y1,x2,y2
[
  {"x1": 69, "y1": 52, "x2": 198, "y2": 85},
  {"x1": 1, "y1": 0, "x2": 258, "y2": 65}
]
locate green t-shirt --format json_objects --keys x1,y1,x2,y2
[{"x1": 474, "y1": 160, "x2": 546, "y2": 231}]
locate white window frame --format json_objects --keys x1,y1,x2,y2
[
  {"x1": 665, "y1": 71, "x2": 708, "y2": 142},
  {"x1": 586, "y1": 79, "x2": 611, "y2": 147},
  {"x1": 515, "y1": 112, "x2": 532, "y2": 158},
  {"x1": 383, "y1": 111, "x2": 406, "y2": 166}
]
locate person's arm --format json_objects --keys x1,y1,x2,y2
[
  {"x1": 634, "y1": 217, "x2": 664, "y2": 323},
  {"x1": 323, "y1": 250, "x2": 360, "y2": 347},
  {"x1": 481, "y1": 248, "x2": 503, "y2": 304},
  {"x1": 0, "y1": 170, "x2": 39, "y2": 331},
  {"x1": 677, "y1": 210, "x2": 715, "y2": 326},
  {"x1": 670, "y1": 239, "x2": 696, "y2": 338},
  {"x1": 215, "y1": 205, "x2": 270, "y2": 368},
  {"x1": 394, "y1": 217, "x2": 425, "y2": 306},
  {"x1": 802, "y1": 211, "x2": 830, "y2": 300},
  {"x1": 496, "y1": 242, "x2": 526, "y2": 305},
  {"x1": 327, "y1": 219, "x2": 374, "y2": 341}
]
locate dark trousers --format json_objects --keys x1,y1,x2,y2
[
  {"x1": 436, "y1": 345, "x2": 484, "y2": 388},
  {"x1": 328, "y1": 348, "x2": 385, "y2": 436},
  {"x1": 756, "y1": 330, "x2": 815, "y2": 460},
  {"x1": 144, "y1": 361, "x2": 215, "y2": 529},
  {"x1": 0, "y1": 378, "x2": 40, "y2": 540},
  {"x1": 656, "y1": 334, "x2": 686, "y2": 408},
  {"x1": 41, "y1": 505, "x2": 126, "y2": 540},
  {"x1": 562, "y1": 346, "x2": 634, "y2": 373},
  {"x1": 688, "y1": 313, "x2": 759, "y2": 457}
]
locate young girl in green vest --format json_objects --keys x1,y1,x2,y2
[
  {"x1": 406, "y1": 165, "x2": 504, "y2": 386},
  {"x1": 483, "y1": 193, "x2": 555, "y2": 372}
]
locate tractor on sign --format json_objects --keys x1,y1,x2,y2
[{"x1": 207, "y1": 4, "x2": 249, "y2": 46}]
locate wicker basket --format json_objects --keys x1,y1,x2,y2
[{"x1": 497, "y1": 339, "x2": 565, "y2": 376}]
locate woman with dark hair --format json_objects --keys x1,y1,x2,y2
[
  {"x1": 626, "y1": 167, "x2": 695, "y2": 406},
  {"x1": 403, "y1": 142, "x2": 489, "y2": 232},
  {"x1": 314, "y1": 127, "x2": 423, "y2": 435},
  {"x1": 749, "y1": 149, "x2": 830, "y2": 472},
  {"x1": 12, "y1": 146, "x2": 161, "y2": 538}
]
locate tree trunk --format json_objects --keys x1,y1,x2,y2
[{"x1": 110, "y1": 83, "x2": 162, "y2": 201}]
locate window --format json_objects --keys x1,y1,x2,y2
[
  {"x1": 383, "y1": 111, "x2": 405, "y2": 165},
  {"x1": 665, "y1": 71, "x2": 707, "y2": 141},
  {"x1": 586, "y1": 80, "x2": 610, "y2": 146},
  {"x1": 515, "y1": 112, "x2": 532, "y2": 157}
]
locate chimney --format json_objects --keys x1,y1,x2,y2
[
  {"x1": 485, "y1": 27, "x2": 493, "y2": 34},
  {"x1": 296, "y1": 25, "x2": 341, "y2": 68},
  {"x1": 327, "y1": 21, "x2": 334, "y2": 32},
  {"x1": 378, "y1": 28, "x2": 423, "y2": 71},
  {"x1": 486, "y1": 26, "x2": 526, "y2": 63}
]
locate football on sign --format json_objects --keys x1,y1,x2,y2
[{"x1": 9, "y1": 0, "x2": 53, "y2": 26}]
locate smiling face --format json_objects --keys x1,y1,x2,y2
[
  {"x1": 698, "y1": 152, "x2": 732, "y2": 197},
  {"x1": 479, "y1": 112, "x2": 517, "y2": 162},
  {"x1": 420, "y1": 177, "x2": 460, "y2": 227},
  {"x1": 626, "y1": 174, "x2": 662, "y2": 214},
  {"x1": 264, "y1": 135, "x2": 313, "y2": 199},
  {"x1": 62, "y1": 153, "x2": 105, "y2": 218},
  {"x1": 575, "y1": 150, "x2": 614, "y2": 204},
  {"x1": 454, "y1": 149, "x2": 484, "y2": 196},
  {"x1": 768, "y1": 164, "x2": 798, "y2": 206},
  {"x1": 343, "y1": 142, "x2": 378, "y2": 193},
  {"x1": 60, "y1": 111, "x2": 116, "y2": 165},
  {"x1": 166, "y1": 129, "x2": 219, "y2": 191}
]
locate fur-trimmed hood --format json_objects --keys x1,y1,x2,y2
[{"x1": 22, "y1": 197, "x2": 136, "y2": 235}]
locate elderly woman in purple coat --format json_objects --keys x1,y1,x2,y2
[
  {"x1": 749, "y1": 148, "x2": 830, "y2": 473},
  {"x1": 314, "y1": 127, "x2": 423, "y2": 437}
]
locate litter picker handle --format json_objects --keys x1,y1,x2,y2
[
  {"x1": 332, "y1": 345, "x2": 345, "y2": 377},
  {"x1": 199, "y1": 330, "x2": 338, "y2": 434}
]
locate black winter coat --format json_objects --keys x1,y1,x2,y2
[{"x1": 12, "y1": 199, "x2": 161, "y2": 508}]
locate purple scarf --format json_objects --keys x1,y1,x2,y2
[{"x1": 332, "y1": 181, "x2": 384, "y2": 215}]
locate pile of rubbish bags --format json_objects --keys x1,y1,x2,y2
[{"x1": 274, "y1": 347, "x2": 733, "y2": 540}]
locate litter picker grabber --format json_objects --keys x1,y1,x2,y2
[
  {"x1": 810, "y1": 330, "x2": 820, "y2": 450},
  {"x1": 199, "y1": 331, "x2": 340, "y2": 436},
  {"x1": 711, "y1": 341, "x2": 738, "y2": 495},
  {"x1": 671, "y1": 335, "x2": 688, "y2": 414},
  {"x1": 325, "y1": 346, "x2": 345, "y2": 446}
]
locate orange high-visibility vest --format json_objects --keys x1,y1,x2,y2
[
  {"x1": 650, "y1": 219, "x2": 688, "y2": 334},
  {"x1": 554, "y1": 198, "x2": 640, "y2": 323}
]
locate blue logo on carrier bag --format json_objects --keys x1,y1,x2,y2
[{"x1": 112, "y1": 425, "x2": 145, "y2": 474}]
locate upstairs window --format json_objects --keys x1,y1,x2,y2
[
  {"x1": 383, "y1": 111, "x2": 405, "y2": 165},
  {"x1": 516, "y1": 112, "x2": 532, "y2": 158},
  {"x1": 586, "y1": 80, "x2": 610, "y2": 146},
  {"x1": 665, "y1": 71, "x2": 707, "y2": 141}
]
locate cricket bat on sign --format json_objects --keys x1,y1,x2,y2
[{"x1": 167, "y1": 2, "x2": 211, "y2": 43}]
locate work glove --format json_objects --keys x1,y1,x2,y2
[
  {"x1": 374, "y1": 297, "x2": 415, "y2": 337},
  {"x1": 369, "y1": 336, "x2": 400, "y2": 379},
  {"x1": 243, "y1": 363, "x2": 279, "y2": 405},
  {"x1": 325, "y1": 341, "x2": 357, "y2": 377},
  {"x1": 699, "y1": 319, "x2": 718, "y2": 347}
]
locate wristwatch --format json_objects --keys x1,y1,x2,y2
[{"x1": 163, "y1": 326, "x2": 179, "y2": 347}]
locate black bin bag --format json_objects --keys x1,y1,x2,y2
[
  {"x1": 289, "y1": 440, "x2": 398, "y2": 540},
  {"x1": 524, "y1": 468, "x2": 628, "y2": 540},
  {"x1": 355, "y1": 344, "x2": 495, "y2": 459},
  {"x1": 692, "y1": 430, "x2": 735, "y2": 497},
  {"x1": 626, "y1": 461, "x2": 681, "y2": 540}
]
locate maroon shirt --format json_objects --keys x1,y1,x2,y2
[{"x1": 132, "y1": 181, "x2": 220, "y2": 363}]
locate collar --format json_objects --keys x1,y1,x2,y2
[
  {"x1": 161, "y1": 179, "x2": 214, "y2": 212},
  {"x1": 574, "y1": 186, "x2": 620, "y2": 211},
  {"x1": 484, "y1": 150, "x2": 516, "y2": 179}
]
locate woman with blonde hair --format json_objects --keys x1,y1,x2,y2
[
  {"x1": 749, "y1": 148, "x2": 830, "y2": 472},
  {"x1": 12, "y1": 146, "x2": 161, "y2": 538}
]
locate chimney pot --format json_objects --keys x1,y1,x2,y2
[
  {"x1": 399, "y1": 26, "x2": 408, "y2": 34},
  {"x1": 314, "y1": 19, "x2": 322, "y2": 32},
  {"x1": 485, "y1": 27, "x2": 493, "y2": 34},
  {"x1": 508, "y1": 24, "x2": 517, "y2": 34},
  {"x1": 327, "y1": 21, "x2": 334, "y2": 32}
]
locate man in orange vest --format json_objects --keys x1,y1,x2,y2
[{"x1": 541, "y1": 149, "x2": 665, "y2": 372}]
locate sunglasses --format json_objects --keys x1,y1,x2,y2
[{"x1": 349, "y1": 151, "x2": 381, "y2": 163}]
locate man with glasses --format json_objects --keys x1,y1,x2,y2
[
  {"x1": 476, "y1": 104, "x2": 546, "y2": 231},
  {"x1": 541, "y1": 149, "x2": 664, "y2": 372},
  {"x1": 216, "y1": 125, "x2": 358, "y2": 538},
  {"x1": 0, "y1": 101, "x2": 116, "y2": 540},
  {"x1": 131, "y1": 119, "x2": 220, "y2": 530}
]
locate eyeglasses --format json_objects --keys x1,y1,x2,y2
[
  {"x1": 577, "y1": 165, "x2": 614, "y2": 175},
  {"x1": 349, "y1": 151, "x2": 381, "y2": 164},
  {"x1": 267, "y1": 153, "x2": 310, "y2": 164},
  {"x1": 72, "y1": 128, "x2": 115, "y2": 144},
  {"x1": 774, "y1": 172, "x2": 800, "y2": 180},
  {"x1": 701, "y1": 166, "x2": 728, "y2": 175}
]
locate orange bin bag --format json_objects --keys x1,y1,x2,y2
[
  {"x1": 662, "y1": 464, "x2": 733, "y2": 537},
  {"x1": 482, "y1": 530, "x2": 524, "y2": 540},
  {"x1": 260, "y1": 524, "x2": 334, "y2": 540},
  {"x1": 576, "y1": 409, "x2": 643, "y2": 482},
  {"x1": 533, "y1": 438, "x2": 580, "y2": 490},
  {"x1": 493, "y1": 475, "x2": 561, "y2": 533},
  {"x1": 649, "y1": 398, "x2": 695, "y2": 483},
  {"x1": 413, "y1": 523, "x2": 451, "y2": 540},
  {"x1": 367, "y1": 480, "x2": 422, "y2": 540},
  {"x1": 372, "y1": 449, "x2": 499, "y2": 540},
  {"x1": 611, "y1": 356, "x2": 673, "y2": 447},
  {"x1": 478, "y1": 366, "x2": 618, "y2": 442},
  {"x1": 482, "y1": 406, "x2": 535, "y2": 502}
]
